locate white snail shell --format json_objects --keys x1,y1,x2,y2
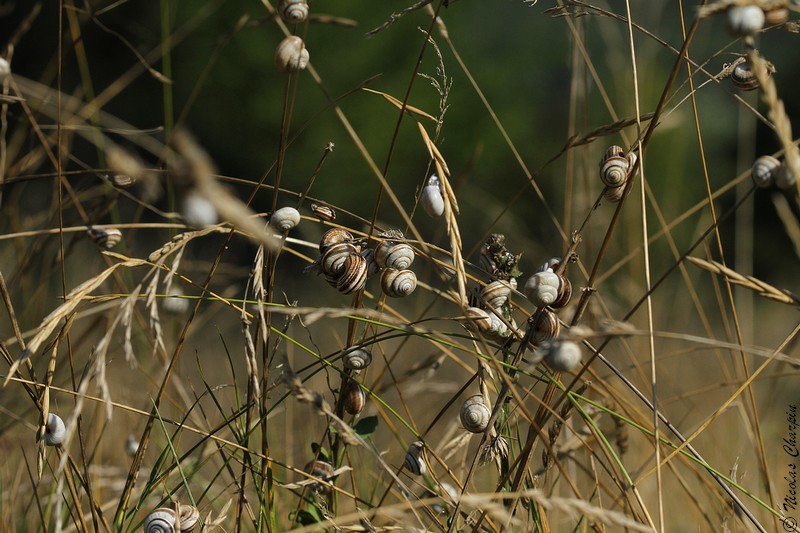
[
  {"x1": 460, "y1": 395, "x2": 491, "y2": 433},
  {"x1": 374, "y1": 241, "x2": 415, "y2": 270},
  {"x1": 544, "y1": 340, "x2": 582, "y2": 372},
  {"x1": 403, "y1": 441, "x2": 426, "y2": 475},
  {"x1": 182, "y1": 190, "x2": 218, "y2": 227},
  {"x1": 87, "y1": 227, "x2": 122, "y2": 249},
  {"x1": 343, "y1": 379, "x2": 366, "y2": 415},
  {"x1": 775, "y1": 164, "x2": 797, "y2": 190},
  {"x1": 277, "y1": 0, "x2": 309, "y2": 24},
  {"x1": 304, "y1": 460, "x2": 334, "y2": 494},
  {"x1": 380, "y1": 268, "x2": 417, "y2": 298},
  {"x1": 486, "y1": 312, "x2": 513, "y2": 340},
  {"x1": 44, "y1": 413, "x2": 66, "y2": 446},
  {"x1": 111, "y1": 173, "x2": 136, "y2": 188},
  {"x1": 126, "y1": 434, "x2": 140, "y2": 456},
  {"x1": 143, "y1": 505, "x2": 200, "y2": 532},
  {"x1": 481, "y1": 280, "x2": 513, "y2": 309},
  {"x1": 599, "y1": 146, "x2": 631, "y2": 188},
  {"x1": 726, "y1": 5, "x2": 765, "y2": 37},
  {"x1": 163, "y1": 286, "x2": 190, "y2": 315},
  {"x1": 464, "y1": 307, "x2": 492, "y2": 332},
  {"x1": 342, "y1": 347, "x2": 372, "y2": 371},
  {"x1": 269, "y1": 206, "x2": 301, "y2": 232},
  {"x1": 524, "y1": 271, "x2": 561, "y2": 308},
  {"x1": 274, "y1": 36, "x2": 309, "y2": 74},
  {"x1": 336, "y1": 253, "x2": 368, "y2": 294},
  {"x1": 0, "y1": 57, "x2": 10, "y2": 81},
  {"x1": 321, "y1": 242, "x2": 358, "y2": 277},
  {"x1": 311, "y1": 203, "x2": 336, "y2": 222},
  {"x1": 420, "y1": 175, "x2": 445, "y2": 218},
  {"x1": 751, "y1": 155, "x2": 780, "y2": 188},
  {"x1": 537, "y1": 257, "x2": 561, "y2": 273},
  {"x1": 319, "y1": 227, "x2": 354, "y2": 253},
  {"x1": 603, "y1": 183, "x2": 627, "y2": 203},
  {"x1": 731, "y1": 60, "x2": 762, "y2": 91}
]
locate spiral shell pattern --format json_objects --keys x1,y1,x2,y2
[
  {"x1": 44, "y1": 413, "x2": 65, "y2": 446},
  {"x1": 374, "y1": 241, "x2": 415, "y2": 270},
  {"x1": 531, "y1": 309, "x2": 560, "y2": 346},
  {"x1": 343, "y1": 379, "x2": 366, "y2": 415},
  {"x1": 143, "y1": 505, "x2": 200, "y2": 532},
  {"x1": 544, "y1": 340, "x2": 582, "y2": 372},
  {"x1": 524, "y1": 271, "x2": 561, "y2": 308},
  {"x1": 464, "y1": 307, "x2": 492, "y2": 332},
  {"x1": 311, "y1": 203, "x2": 336, "y2": 222},
  {"x1": 751, "y1": 155, "x2": 780, "y2": 188},
  {"x1": 342, "y1": 347, "x2": 372, "y2": 371},
  {"x1": 304, "y1": 460, "x2": 334, "y2": 494},
  {"x1": 599, "y1": 146, "x2": 630, "y2": 188},
  {"x1": 87, "y1": 227, "x2": 122, "y2": 249},
  {"x1": 320, "y1": 228, "x2": 354, "y2": 253},
  {"x1": 403, "y1": 441, "x2": 426, "y2": 475},
  {"x1": 277, "y1": 0, "x2": 309, "y2": 24},
  {"x1": 481, "y1": 280, "x2": 513, "y2": 309},
  {"x1": 336, "y1": 253, "x2": 368, "y2": 294},
  {"x1": 274, "y1": 36, "x2": 309, "y2": 74},
  {"x1": 460, "y1": 395, "x2": 491, "y2": 433},
  {"x1": 731, "y1": 60, "x2": 761, "y2": 91},
  {"x1": 321, "y1": 242, "x2": 358, "y2": 277},
  {"x1": 380, "y1": 268, "x2": 417, "y2": 298},
  {"x1": 420, "y1": 175, "x2": 445, "y2": 218},
  {"x1": 269, "y1": 206, "x2": 301, "y2": 232},
  {"x1": 550, "y1": 275, "x2": 572, "y2": 309}
]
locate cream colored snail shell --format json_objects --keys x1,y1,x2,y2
[
  {"x1": 481, "y1": 280, "x2": 512, "y2": 309},
  {"x1": 380, "y1": 268, "x2": 417, "y2": 298},
  {"x1": 87, "y1": 227, "x2": 122, "y2": 249},
  {"x1": 524, "y1": 271, "x2": 561, "y2": 308},
  {"x1": 343, "y1": 379, "x2": 366, "y2": 415},
  {"x1": 464, "y1": 307, "x2": 492, "y2": 332},
  {"x1": 274, "y1": 36, "x2": 309, "y2": 74},
  {"x1": 544, "y1": 340, "x2": 582, "y2": 372},
  {"x1": 731, "y1": 60, "x2": 762, "y2": 91},
  {"x1": 775, "y1": 164, "x2": 797, "y2": 190},
  {"x1": 319, "y1": 227, "x2": 354, "y2": 253},
  {"x1": 342, "y1": 347, "x2": 372, "y2": 371},
  {"x1": 460, "y1": 395, "x2": 491, "y2": 433},
  {"x1": 304, "y1": 460, "x2": 335, "y2": 494},
  {"x1": 111, "y1": 173, "x2": 136, "y2": 188},
  {"x1": 420, "y1": 174, "x2": 445, "y2": 218},
  {"x1": 403, "y1": 441, "x2": 426, "y2": 475},
  {"x1": 764, "y1": 7, "x2": 789, "y2": 26},
  {"x1": 277, "y1": 0, "x2": 309, "y2": 24},
  {"x1": 43, "y1": 413, "x2": 66, "y2": 446},
  {"x1": 374, "y1": 241, "x2": 415, "y2": 270},
  {"x1": 726, "y1": 5, "x2": 765, "y2": 36},
  {"x1": 143, "y1": 504, "x2": 200, "y2": 532},
  {"x1": 310, "y1": 203, "x2": 336, "y2": 222},
  {"x1": 336, "y1": 253, "x2": 368, "y2": 294},
  {"x1": 751, "y1": 155, "x2": 780, "y2": 188},
  {"x1": 269, "y1": 206, "x2": 301, "y2": 232},
  {"x1": 603, "y1": 183, "x2": 627, "y2": 203},
  {"x1": 599, "y1": 146, "x2": 631, "y2": 188},
  {"x1": 0, "y1": 57, "x2": 10, "y2": 81},
  {"x1": 321, "y1": 242, "x2": 358, "y2": 277}
]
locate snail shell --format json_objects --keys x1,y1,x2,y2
[
  {"x1": 321, "y1": 242, "x2": 358, "y2": 277},
  {"x1": 751, "y1": 155, "x2": 780, "y2": 188},
  {"x1": 599, "y1": 146, "x2": 631, "y2": 188},
  {"x1": 550, "y1": 275, "x2": 572, "y2": 309},
  {"x1": 360, "y1": 248, "x2": 381, "y2": 278},
  {"x1": 44, "y1": 413, "x2": 65, "y2": 446},
  {"x1": 420, "y1": 175, "x2": 445, "y2": 218},
  {"x1": 342, "y1": 347, "x2": 372, "y2": 371},
  {"x1": 460, "y1": 395, "x2": 491, "y2": 433},
  {"x1": 182, "y1": 190, "x2": 218, "y2": 227},
  {"x1": 775, "y1": 164, "x2": 797, "y2": 190},
  {"x1": 277, "y1": 0, "x2": 309, "y2": 24},
  {"x1": 524, "y1": 271, "x2": 562, "y2": 308},
  {"x1": 726, "y1": 5, "x2": 765, "y2": 36},
  {"x1": 544, "y1": 340, "x2": 582, "y2": 372},
  {"x1": 731, "y1": 60, "x2": 762, "y2": 91},
  {"x1": 143, "y1": 505, "x2": 200, "y2": 532},
  {"x1": 603, "y1": 183, "x2": 627, "y2": 203},
  {"x1": 380, "y1": 268, "x2": 417, "y2": 298},
  {"x1": 764, "y1": 7, "x2": 789, "y2": 26},
  {"x1": 269, "y1": 206, "x2": 301, "y2": 232},
  {"x1": 374, "y1": 241, "x2": 415, "y2": 270},
  {"x1": 0, "y1": 57, "x2": 9, "y2": 80},
  {"x1": 304, "y1": 460, "x2": 335, "y2": 494},
  {"x1": 403, "y1": 441, "x2": 426, "y2": 476},
  {"x1": 125, "y1": 434, "x2": 139, "y2": 456},
  {"x1": 464, "y1": 307, "x2": 492, "y2": 332},
  {"x1": 481, "y1": 280, "x2": 513, "y2": 309},
  {"x1": 274, "y1": 36, "x2": 309, "y2": 74},
  {"x1": 310, "y1": 203, "x2": 336, "y2": 222},
  {"x1": 336, "y1": 253, "x2": 368, "y2": 294},
  {"x1": 531, "y1": 309, "x2": 560, "y2": 346},
  {"x1": 111, "y1": 173, "x2": 136, "y2": 188},
  {"x1": 320, "y1": 227, "x2": 354, "y2": 253},
  {"x1": 163, "y1": 286, "x2": 190, "y2": 315},
  {"x1": 537, "y1": 257, "x2": 561, "y2": 273},
  {"x1": 87, "y1": 227, "x2": 122, "y2": 249},
  {"x1": 343, "y1": 379, "x2": 366, "y2": 415}
]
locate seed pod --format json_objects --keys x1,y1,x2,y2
[
  {"x1": 751, "y1": 155, "x2": 780, "y2": 188},
  {"x1": 544, "y1": 340, "x2": 582, "y2": 372},
  {"x1": 87, "y1": 227, "x2": 122, "y2": 249},
  {"x1": 460, "y1": 395, "x2": 491, "y2": 433},
  {"x1": 304, "y1": 460, "x2": 335, "y2": 494},
  {"x1": 403, "y1": 441, "x2": 427, "y2": 475},
  {"x1": 336, "y1": 253, "x2": 368, "y2": 294},
  {"x1": 269, "y1": 206, "x2": 301, "y2": 232},
  {"x1": 274, "y1": 35, "x2": 309, "y2": 74},
  {"x1": 380, "y1": 268, "x2": 417, "y2": 298},
  {"x1": 420, "y1": 175, "x2": 445, "y2": 218},
  {"x1": 374, "y1": 241, "x2": 415, "y2": 270},
  {"x1": 343, "y1": 379, "x2": 366, "y2": 415},
  {"x1": 342, "y1": 347, "x2": 372, "y2": 372}
]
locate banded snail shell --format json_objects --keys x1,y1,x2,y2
[
  {"x1": 603, "y1": 183, "x2": 627, "y2": 203},
  {"x1": 343, "y1": 379, "x2": 366, "y2": 415},
  {"x1": 336, "y1": 253, "x2": 368, "y2": 294},
  {"x1": 531, "y1": 309, "x2": 560, "y2": 346},
  {"x1": 420, "y1": 175, "x2": 445, "y2": 218},
  {"x1": 464, "y1": 307, "x2": 492, "y2": 332},
  {"x1": 481, "y1": 280, "x2": 513, "y2": 308},
  {"x1": 342, "y1": 347, "x2": 372, "y2": 371},
  {"x1": 310, "y1": 203, "x2": 335, "y2": 222},
  {"x1": 87, "y1": 227, "x2": 122, "y2": 249},
  {"x1": 111, "y1": 173, "x2": 136, "y2": 188},
  {"x1": 544, "y1": 340, "x2": 582, "y2": 372},
  {"x1": 765, "y1": 8, "x2": 789, "y2": 26},
  {"x1": 269, "y1": 206, "x2": 301, "y2": 232},
  {"x1": 274, "y1": 36, "x2": 309, "y2": 74},
  {"x1": 380, "y1": 268, "x2": 417, "y2": 298},
  {"x1": 731, "y1": 60, "x2": 764, "y2": 91},
  {"x1": 277, "y1": 0, "x2": 309, "y2": 24},
  {"x1": 726, "y1": 5, "x2": 765, "y2": 37},
  {"x1": 143, "y1": 504, "x2": 200, "y2": 532},
  {"x1": 360, "y1": 248, "x2": 381, "y2": 278},
  {"x1": 537, "y1": 257, "x2": 561, "y2": 273},
  {"x1": 599, "y1": 147, "x2": 631, "y2": 188},
  {"x1": 321, "y1": 242, "x2": 358, "y2": 277},
  {"x1": 775, "y1": 164, "x2": 797, "y2": 190},
  {"x1": 403, "y1": 441, "x2": 426, "y2": 476},
  {"x1": 374, "y1": 241, "x2": 415, "y2": 270},
  {"x1": 43, "y1": 413, "x2": 65, "y2": 446},
  {"x1": 304, "y1": 460, "x2": 335, "y2": 494},
  {"x1": 550, "y1": 275, "x2": 572, "y2": 309},
  {"x1": 751, "y1": 155, "x2": 780, "y2": 188},
  {"x1": 524, "y1": 271, "x2": 562, "y2": 308},
  {"x1": 460, "y1": 394, "x2": 491, "y2": 433},
  {"x1": 320, "y1": 227, "x2": 354, "y2": 253}
]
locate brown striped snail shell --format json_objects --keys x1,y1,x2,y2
[
  {"x1": 731, "y1": 60, "x2": 765, "y2": 91},
  {"x1": 87, "y1": 227, "x2": 122, "y2": 249},
  {"x1": 751, "y1": 155, "x2": 780, "y2": 188},
  {"x1": 274, "y1": 36, "x2": 309, "y2": 74},
  {"x1": 481, "y1": 280, "x2": 513, "y2": 309},
  {"x1": 531, "y1": 308, "x2": 560, "y2": 345},
  {"x1": 269, "y1": 206, "x2": 301, "y2": 232},
  {"x1": 321, "y1": 242, "x2": 358, "y2": 277},
  {"x1": 374, "y1": 241, "x2": 415, "y2": 270},
  {"x1": 380, "y1": 268, "x2": 417, "y2": 298},
  {"x1": 775, "y1": 163, "x2": 797, "y2": 190},
  {"x1": 726, "y1": 5, "x2": 765, "y2": 36},
  {"x1": 460, "y1": 395, "x2": 491, "y2": 433},
  {"x1": 524, "y1": 271, "x2": 562, "y2": 308},
  {"x1": 143, "y1": 504, "x2": 200, "y2": 532},
  {"x1": 311, "y1": 203, "x2": 336, "y2": 222},
  {"x1": 603, "y1": 183, "x2": 627, "y2": 203},
  {"x1": 550, "y1": 275, "x2": 572, "y2": 309},
  {"x1": 403, "y1": 441, "x2": 426, "y2": 475},
  {"x1": 320, "y1": 227, "x2": 354, "y2": 253},
  {"x1": 599, "y1": 145, "x2": 630, "y2": 187},
  {"x1": 420, "y1": 174, "x2": 445, "y2": 218},
  {"x1": 304, "y1": 460, "x2": 335, "y2": 494},
  {"x1": 464, "y1": 307, "x2": 492, "y2": 332},
  {"x1": 544, "y1": 340, "x2": 582, "y2": 372},
  {"x1": 336, "y1": 253, "x2": 368, "y2": 294},
  {"x1": 342, "y1": 347, "x2": 372, "y2": 371},
  {"x1": 343, "y1": 379, "x2": 366, "y2": 415},
  {"x1": 277, "y1": 0, "x2": 309, "y2": 24},
  {"x1": 764, "y1": 7, "x2": 789, "y2": 26},
  {"x1": 43, "y1": 413, "x2": 65, "y2": 446}
]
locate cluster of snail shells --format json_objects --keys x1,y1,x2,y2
[
  {"x1": 318, "y1": 228, "x2": 369, "y2": 294},
  {"x1": 464, "y1": 279, "x2": 518, "y2": 341},
  {"x1": 143, "y1": 504, "x2": 200, "y2": 532},
  {"x1": 522, "y1": 259, "x2": 571, "y2": 348},
  {"x1": 460, "y1": 394, "x2": 491, "y2": 433},
  {"x1": 275, "y1": 35, "x2": 309, "y2": 74},
  {"x1": 269, "y1": 206, "x2": 301, "y2": 232},
  {"x1": 751, "y1": 155, "x2": 796, "y2": 190},
  {"x1": 726, "y1": 5, "x2": 789, "y2": 37},
  {"x1": 374, "y1": 238, "x2": 418, "y2": 298},
  {"x1": 599, "y1": 145, "x2": 637, "y2": 202}
]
